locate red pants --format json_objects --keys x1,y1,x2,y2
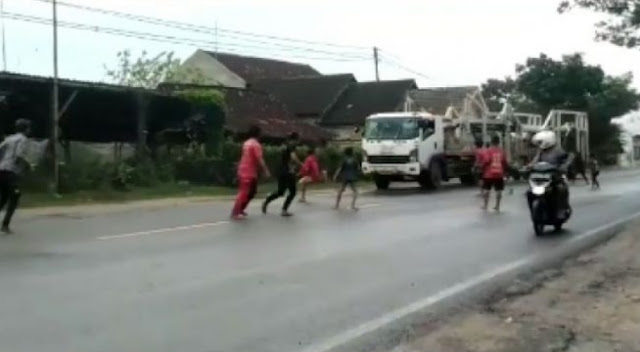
[{"x1": 232, "y1": 178, "x2": 258, "y2": 216}]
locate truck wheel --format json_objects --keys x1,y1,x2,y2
[
  {"x1": 419, "y1": 162, "x2": 442, "y2": 190},
  {"x1": 374, "y1": 175, "x2": 390, "y2": 190}
]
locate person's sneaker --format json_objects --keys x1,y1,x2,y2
[
  {"x1": 230, "y1": 214, "x2": 245, "y2": 221},
  {"x1": 241, "y1": 211, "x2": 248, "y2": 217},
  {"x1": 281, "y1": 211, "x2": 293, "y2": 217},
  {"x1": 1, "y1": 225, "x2": 12, "y2": 234}
]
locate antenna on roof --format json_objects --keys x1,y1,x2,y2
[
  {"x1": 1, "y1": 0, "x2": 6, "y2": 71},
  {"x1": 214, "y1": 20, "x2": 218, "y2": 58}
]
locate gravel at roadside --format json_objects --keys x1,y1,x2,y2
[{"x1": 391, "y1": 223, "x2": 640, "y2": 352}]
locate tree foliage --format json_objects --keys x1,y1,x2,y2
[
  {"x1": 105, "y1": 49, "x2": 205, "y2": 88},
  {"x1": 483, "y1": 53, "x2": 640, "y2": 157},
  {"x1": 559, "y1": 0, "x2": 640, "y2": 48},
  {"x1": 481, "y1": 77, "x2": 540, "y2": 113}
]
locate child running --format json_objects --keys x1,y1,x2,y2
[
  {"x1": 333, "y1": 147, "x2": 359, "y2": 210},
  {"x1": 298, "y1": 147, "x2": 324, "y2": 203},
  {"x1": 589, "y1": 153, "x2": 600, "y2": 190}
]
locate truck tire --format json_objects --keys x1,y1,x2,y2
[
  {"x1": 374, "y1": 175, "x2": 390, "y2": 190},
  {"x1": 419, "y1": 161, "x2": 442, "y2": 190}
]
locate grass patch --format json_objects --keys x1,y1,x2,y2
[{"x1": 21, "y1": 181, "x2": 354, "y2": 208}]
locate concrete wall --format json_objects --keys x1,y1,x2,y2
[{"x1": 180, "y1": 50, "x2": 246, "y2": 88}]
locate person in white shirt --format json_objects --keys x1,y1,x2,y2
[{"x1": 0, "y1": 119, "x2": 32, "y2": 234}]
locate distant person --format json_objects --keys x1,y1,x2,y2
[
  {"x1": 298, "y1": 146, "x2": 324, "y2": 203},
  {"x1": 263, "y1": 132, "x2": 302, "y2": 217},
  {"x1": 589, "y1": 154, "x2": 600, "y2": 190},
  {"x1": 481, "y1": 135, "x2": 508, "y2": 212},
  {"x1": 0, "y1": 119, "x2": 32, "y2": 233},
  {"x1": 231, "y1": 125, "x2": 270, "y2": 220},
  {"x1": 572, "y1": 152, "x2": 589, "y2": 185},
  {"x1": 334, "y1": 147, "x2": 360, "y2": 210}
]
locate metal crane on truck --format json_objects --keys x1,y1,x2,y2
[{"x1": 361, "y1": 89, "x2": 589, "y2": 190}]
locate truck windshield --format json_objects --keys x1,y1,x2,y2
[{"x1": 364, "y1": 118, "x2": 420, "y2": 140}]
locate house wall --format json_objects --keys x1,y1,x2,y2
[{"x1": 180, "y1": 50, "x2": 246, "y2": 88}]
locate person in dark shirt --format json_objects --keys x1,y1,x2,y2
[
  {"x1": 262, "y1": 133, "x2": 302, "y2": 217},
  {"x1": 333, "y1": 147, "x2": 359, "y2": 210}
]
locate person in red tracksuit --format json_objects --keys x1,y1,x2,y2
[
  {"x1": 231, "y1": 126, "x2": 270, "y2": 220},
  {"x1": 481, "y1": 135, "x2": 509, "y2": 212},
  {"x1": 298, "y1": 146, "x2": 324, "y2": 203}
]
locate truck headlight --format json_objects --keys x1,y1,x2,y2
[{"x1": 409, "y1": 149, "x2": 418, "y2": 162}]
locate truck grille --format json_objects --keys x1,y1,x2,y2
[{"x1": 368, "y1": 155, "x2": 410, "y2": 164}]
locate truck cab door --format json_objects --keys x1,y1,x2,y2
[{"x1": 417, "y1": 118, "x2": 442, "y2": 168}]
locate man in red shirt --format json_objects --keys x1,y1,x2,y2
[
  {"x1": 231, "y1": 126, "x2": 270, "y2": 220},
  {"x1": 481, "y1": 136, "x2": 508, "y2": 212}
]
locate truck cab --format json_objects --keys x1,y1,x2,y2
[{"x1": 361, "y1": 112, "x2": 446, "y2": 190}]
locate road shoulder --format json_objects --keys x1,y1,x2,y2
[{"x1": 390, "y1": 222, "x2": 640, "y2": 352}]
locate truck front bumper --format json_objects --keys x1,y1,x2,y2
[{"x1": 362, "y1": 162, "x2": 421, "y2": 177}]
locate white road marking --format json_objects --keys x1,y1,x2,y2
[
  {"x1": 300, "y1": 210, "x2": 640, "y2": 352},
  {"x1": 359, "y1": 203, "x2": 381, "y2": 209},
  {"x1": 97, "y1": 221, "x2": 230, "y2": 241}
]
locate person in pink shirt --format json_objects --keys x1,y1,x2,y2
[
  {"x1": 298, "y1": 147, "x2": 325, "y2": 203},
  {"x1": 231, "y1": 126, "x2": 270, "y2": 220}
]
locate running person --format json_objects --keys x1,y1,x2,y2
[
  {"x1": 481, "y1": 136, "x2": 508, "y2": 212},
  {"x1": 298, "y1": 146, "x2": 324, "y2": 203},
  {"x1": 262, "y1": 132, "x2": 302, "y2": 217},
  {"x1": 231, "y1": 126, "x2": 270, "y2": 220},
  {"x1": 0, "y1": 119, "x2": 32, "y2": 233},
  {"x1": 334, "y1": 147, "x2": 359, "y2": 210}
]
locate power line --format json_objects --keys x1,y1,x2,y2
[
  {"x1": 3, "y1": 12, "x2": 370, "y2": 62},
  {"x1": 27, "y1": 0, "x2": 371, "y2": 51},
  {"x1": 378, "y1": 54, "x2": 430, "y2": 80}
]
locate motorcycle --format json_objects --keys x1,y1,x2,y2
[{"x1": 526, "y1": 161, "x2": 572, "y2": 236}]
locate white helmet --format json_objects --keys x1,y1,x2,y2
[{"x1": 532, "y1": 130, "x2": 556, "y2": 150}]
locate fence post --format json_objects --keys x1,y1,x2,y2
[{"x1": 136, "y1": 91, "x2": 149, "y2": 160}]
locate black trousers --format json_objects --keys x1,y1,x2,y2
[
  {"x1": 265, "y1": 173, "x2": 297, "y2": 211},
  {"x1": 0, "y1": 171, "x2": 20, "y2": 228}
]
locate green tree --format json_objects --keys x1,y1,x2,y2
[
  {"x1": 104, "y1": 49, "x2": 205, "y2": 88},
  {"x1": 481, "y1": 77, "x2": 540, "y2": 113},
  {"x1": 559, "y1": 0, "x2": 640, "y2": 48}
]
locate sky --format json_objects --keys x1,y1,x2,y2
[{"x1": 2, "y1": 0, "x2": 640, "y2": 91}]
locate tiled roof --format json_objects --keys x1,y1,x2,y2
[
  {"x1": 205, "y1": 52, "x2": 321, "y2": 83},
  {"x1": 409, "y1": 86, "x2": 479, "y2": 115},
  {"x1": 220, "y1": 87, "x2": 331, "y2": 142},
  {"x1": 252, "y1": 74, "x2": 356, "y2": 118},
  {"x1": 321, "y1": 79, "x2": 417, "y2": 126}
]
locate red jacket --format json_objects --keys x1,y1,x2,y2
[
  {"x1": 300, "y1": 155, "x2": 322, "y2": 181},
  {"x1": 482, "y1": 147, "x2": 507, "y2": 179}
]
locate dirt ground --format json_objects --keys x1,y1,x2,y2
[{"x1": 391, "y1": 224, "x2": 640, "y2": 352}]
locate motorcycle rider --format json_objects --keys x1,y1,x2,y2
[{"x1": 528, "y1": 130, "x2": 574, "y2": 217}]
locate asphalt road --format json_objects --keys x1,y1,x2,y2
[{"x1": 2, "y1": 170, "x2": 640, "y2": 352}]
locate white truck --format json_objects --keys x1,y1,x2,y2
[
  {"x1": 361, "y1": 112, "x2": 477, "y2": 190},
  {"x1": 360, "y1": 106, "x2": 589, "y2": 190}
]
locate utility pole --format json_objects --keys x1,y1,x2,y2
[
  {"x1": 1, "y1": 0, "x2": 6, "y2": 71},
  {"x1": 51, "y1": 0, "x2": 60, "y2": 194},
  {"x1": 373, "y1": 46, "x2": 380, "y2": 81}
]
